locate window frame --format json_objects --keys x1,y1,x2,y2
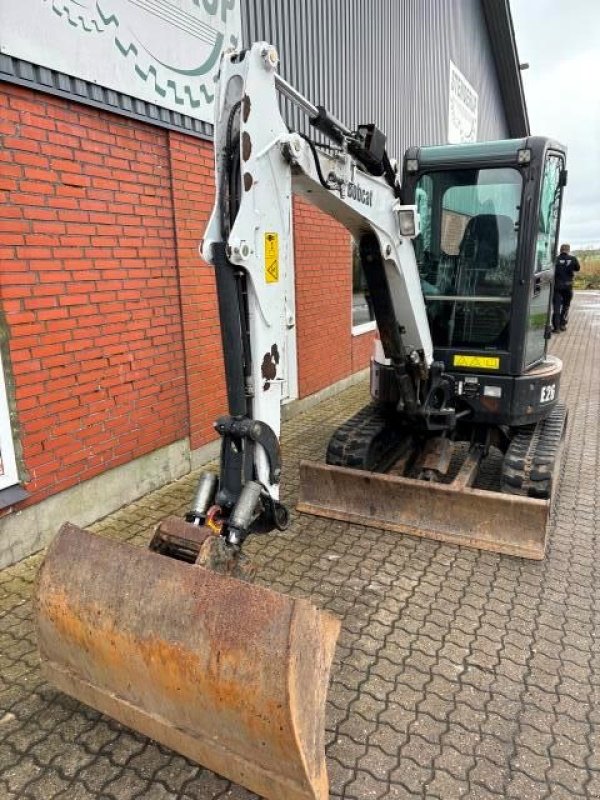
[
  {"x1": 535, "y1": 153, "x2": 564, "y2": 274},
  {"x1": 413, "y1": 165, "x2": 524, "y2": 352},
  {"x1": 0, "y1": 350, "x2": 19, "y2": 491},
  {"x1": 351, "y1": 238, "x2": 377, "y2": 334},
  {"x1": 352, "y1": 319, "x2": 377, "y2": 337}
]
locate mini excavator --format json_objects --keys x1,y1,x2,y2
[{"x1": 35, "y1": 43, "x2": 568, "y2": 800}]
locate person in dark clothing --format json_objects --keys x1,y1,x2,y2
[{"x1": 552, "y1": 243, "x2": 580, "y2": 332}]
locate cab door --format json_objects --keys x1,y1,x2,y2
[{"x1": 523, "y1": 153, "x2": 565, "y2": 366}]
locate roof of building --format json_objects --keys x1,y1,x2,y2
[{"x1": 481, "y1": 0, "x2": 530, "y2": 137}]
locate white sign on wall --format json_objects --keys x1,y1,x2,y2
[
  {"x1": 448, "y1": 61, "x2": 478, "y2": 144},
  {"x1": 0, "y1": 0, "x2": 241, "y2": 123}
]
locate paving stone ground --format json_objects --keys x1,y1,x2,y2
[{"x1": 1, "y1": 292, "x2": 599, "y2": 799}]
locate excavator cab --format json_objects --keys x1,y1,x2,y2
[{"x1": 402, "y1": 137, "x2": 567, "y2": 426}]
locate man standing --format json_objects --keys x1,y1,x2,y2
[{"x1": 552, "y1": 244, "x2": 580, "y2": 332}]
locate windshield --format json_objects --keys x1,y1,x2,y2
[{"x1": 415, "y1": 167, "x2": 522, "y2": 350}]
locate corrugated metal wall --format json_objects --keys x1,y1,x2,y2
[
  {"x1": 241, "y1": 0, "x2": 509, "y2": 161},
  {"x1": 0, "y1": 1, "x2": 511, "y2": 145}
]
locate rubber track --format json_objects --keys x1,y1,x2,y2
[
  {"x1": 326, "y1": 403, "x2": 405, "y2": 470},
  {"x1": 501, "y1": 403, "x2": 567, "y2": 499}
]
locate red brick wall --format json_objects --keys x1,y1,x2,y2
[
  {"x1": 0, "y1": 85, "x2": 187, "y2": 504},
  {"x1": 293, "y1": 197, "x2": 374, "y2": 396},
  {"x1": 168, "y1": 132, "x2": 226, "y2": 451},
  {"x1": 0, "y1": 83, "x2": 374, "y2": 511},
  {"x1": 352, "y1": 328, "x2": 376, "y2": 373},
  {"x1": 293, "y1": 197, "x2": 352, "y2": 397}
]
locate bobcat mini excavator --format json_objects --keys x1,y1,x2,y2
[{"x1": 35, "y1": 43, "x2": 568, "y2": 800}]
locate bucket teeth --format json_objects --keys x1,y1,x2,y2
[
  {"x1": 196, "y1": 535, "x2": 257, "y2": 582},
  {"x1": 150, "y1": 517, "x2": 256, "y2": 580},
  {"x1": 149, "y1": 515, "x2": 212, "y2": 562},
  {"x1": 35, "y1": 523, "x2": 340, "y2": 800}
]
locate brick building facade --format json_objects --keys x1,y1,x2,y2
[
  {"x1": 0, "y1": 0, "x2": 527, "y2": 566},
  {"x1": 0, "y1": 81, "x2": 373, "y2": 565}
]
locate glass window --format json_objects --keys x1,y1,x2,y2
[
  {"x1": 536, "y1": 155, "x2": 563, "y2": 272},
  {"x1": 352, "y1": 240, "x2": 375, "y2": 328},
  {"x1": 414, "y1": 167, "x2": 522, "y2": 350},
  {"x1": 523, "y1": 153, "x2": 565, "y2": 365},
  {"x1": 0, "y1": 350, "x2": 19, "y2": 490},
  {"x1": 523, "y1": 283, "x2": 551, "y2": 366}
]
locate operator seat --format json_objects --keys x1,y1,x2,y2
[
  {"x1": 454, "y1": 213, "x2": 514, "y2": 347},
  {"x1": 457, "y1": 214, "x2": 500, "y2": 293}
]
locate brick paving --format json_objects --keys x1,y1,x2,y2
[{"x1": 1, "y1": 292, "x2": 599, "y2": 799}]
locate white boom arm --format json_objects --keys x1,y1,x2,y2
[{"x1": 202, "y1": 42, "x2": 434, "y2": 520}]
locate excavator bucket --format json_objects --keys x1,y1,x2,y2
[
  {"x1": 298, "y1": 461, "x2": 550, "y2": 560},
  {"x1": 35, "y1": 523, "x2": 340, "y2": 800}
]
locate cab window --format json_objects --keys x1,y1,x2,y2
[
  {"x1": 536, "y1": 155, "x2": 563, "y2": 272},
  {"x1": 414, "y1": 167, "x2": 522, "y2": 350}
]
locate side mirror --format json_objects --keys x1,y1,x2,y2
[{"x1": 559, "y1": 168, "x2": 568, "y2": 187}]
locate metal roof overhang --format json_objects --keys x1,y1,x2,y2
[{"x1": 481, "y1": 0, "x2": 530, "y2": 137}]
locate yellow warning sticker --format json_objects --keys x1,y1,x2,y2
[
  {"x1": 453, "y1": 355, "x2": 500, "y2": 370},
  {"x1": 264, "y1": 232, "x2": 279, "y2": 283}
]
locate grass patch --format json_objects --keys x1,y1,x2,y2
[{"x1": 573, "y1": 250, "x2": 600, "y2": 290}]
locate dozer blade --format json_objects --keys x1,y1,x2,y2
[
  {"x1": 298, "y1": 461, "x2": 549, "y2": 559},
  {"x1": 35, "y1": 523, "x2": 340, "y2": 800}
]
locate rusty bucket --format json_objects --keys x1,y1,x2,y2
[{"x1": 35, "y1": 523, "x2": 340, "y2": 800}]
